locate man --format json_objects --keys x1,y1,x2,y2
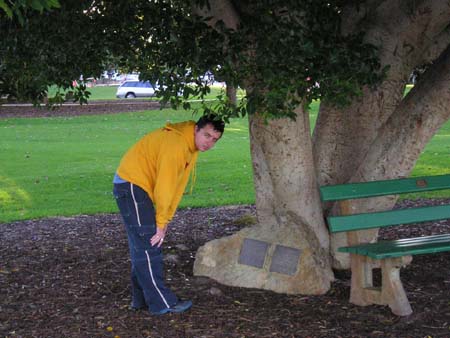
[{"x1": 112, "y1": 114, "x2": 224, "y2": 315}]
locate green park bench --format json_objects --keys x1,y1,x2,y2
[{"x1": 320, "y1": 174, "x2": 450, "y2": 316}]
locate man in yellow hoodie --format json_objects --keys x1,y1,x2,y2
[{"x1": 113, "y1": 114, "x2": 224, "y2": 315}]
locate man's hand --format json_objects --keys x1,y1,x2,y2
[{"x1": 151, "y1": 226, "x2": 167, "y2": 247}]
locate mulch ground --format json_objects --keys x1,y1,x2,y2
[
  {"x1": 1, "y1": 201, "x2": 450, "y2": 338},
  {"x1": 1, "y1": 102, "x2": 450, "y2": 337}
]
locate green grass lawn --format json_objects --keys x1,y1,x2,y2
[
  {"x1": 85, "y1": 85, "x2": 120, "y2": 100},
  {"x1": 0, "y1": 107, "x2": 253, "y2": 222},
  {"x1": 1, "y1": 96, "x2": 449, "y2": 223},
  {"x1": 48, "y1": 84, "x2": 119, "y2": 100}
]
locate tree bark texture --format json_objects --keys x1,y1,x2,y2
[
  {"x1": 249, "y1": 107, "x2": 330, "y2": 250},
  {"x1": 350, "y1": 45, "x2": 450, "y2": 217},
  {"x1": 194, "y1": 107, "x2": 334, "y2": 294}
]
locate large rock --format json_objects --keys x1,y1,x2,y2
[{"x1": 193, "y1": 221, "x2": 334, "y2": 295}]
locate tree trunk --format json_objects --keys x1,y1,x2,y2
[
  {"x1": 356, "y1": 45, "x2": 450, "y2": 188},
  {"x1": 194, "y1": 106, "x2": 334, "y2": 294},
  {"x1": 193, "y1": 0, "x2": 450, "y2": 288},
  {"x1": 315, "y1": 0, "x2": 450, "y2": 187},
  {"x1": 343, "y1": 45, "x2": 450, "y2": 244},
  {"x1": 226, "y1": 84, "x2": 237, "y2": 106},
  {"x1": 314, "y1": 0, "x2": 450, "y2": 268}
]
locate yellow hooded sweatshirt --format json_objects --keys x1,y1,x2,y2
[{"x1": 116, "y1": 121, "x2": 198, "y2": 229}]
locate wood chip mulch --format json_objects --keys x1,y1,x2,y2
[{"x1": 1, "y1": 200, "x2": 450, "y2": 338}]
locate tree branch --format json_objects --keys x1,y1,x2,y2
[
  {"x1": 354, "y1": 44, "x2": 450, "y2": 191},
  {"x1": 191, "y1": 0, "x2": 240, "y2": 31},
  {"x1": 422, "y1": 26, "x2": 450, "y2": 64},
  {"x1": 340, "y1": 0, "x2": 386, "y2": 36}
]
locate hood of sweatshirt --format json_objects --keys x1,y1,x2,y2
[{"x1": 163, "y1": 120, "x2": 198, "y2": 153}]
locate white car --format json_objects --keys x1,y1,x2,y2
[{"x1": 116, "y1": 81, "x2": 157, "y2": 99}]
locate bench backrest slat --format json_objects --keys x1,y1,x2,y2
[
  {"x1": 320, "y1": 174, "x2": 450, "y2": 202},
  {"x1": 328, "y1": 204, "x2": 450, "y2": 233}
]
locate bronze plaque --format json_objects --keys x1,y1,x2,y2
[
  {"x1": 269, "y1": 245, "x2": 301, "y2": 276},
  {"x1": 238, "y1": 238, "x2": 269, "y2": 268}
]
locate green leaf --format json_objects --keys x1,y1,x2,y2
[
  {"x1": 0, "y1": 0, "x2": 13, "y2": 17},
  {"x1": 30, "y1": 0, "x2": 45, "y2": 12}
]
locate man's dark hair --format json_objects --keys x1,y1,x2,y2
[{"x1": 196, "y1": 114, "x2": 225, "y2": 134}]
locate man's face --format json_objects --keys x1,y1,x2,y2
[{"x1": 194, "y1": 123, "x2": 222, "y2": 152}]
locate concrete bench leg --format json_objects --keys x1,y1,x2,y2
[
  {"x1": 380, "y1": 256, "x2": 413, "y2": 316},
  {"x1": 349, "y1": 254, "x2": 413, "y2": 316},
  {"x1": 349, "y1": 254, "x2": 380, "y2": 306}
]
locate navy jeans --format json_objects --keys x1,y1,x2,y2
[{"x1": 113, "y1": 182, "x2": 178, "y2": 312}]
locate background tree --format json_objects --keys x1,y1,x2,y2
[
  {"x1": 0, "y1": 0, "x2": 59, "y2": 22},
  {"x1": 2, "y1": 0, "x2": 449, "y2": 294},
  {"x1": 0, "y1": 0, "x2": 107, "y2": 103}
]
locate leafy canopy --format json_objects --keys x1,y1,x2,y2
[
  {"x1": 0, "y1": 0, "x2": 59, "y2": 23},
  {"x1": 0, "y1": 0, "x2": 383, "y2": 119}
]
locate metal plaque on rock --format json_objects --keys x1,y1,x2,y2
[
  {"x1": 269, "y1": 245, "x2": 301, "y2": 276},
  {"x1": 238, "y1": 238, "x2": 269, "y2": 269}
]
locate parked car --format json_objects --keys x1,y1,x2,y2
[{"x1": 116, "y1": 81, "x2": 157, "y2": 98}]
